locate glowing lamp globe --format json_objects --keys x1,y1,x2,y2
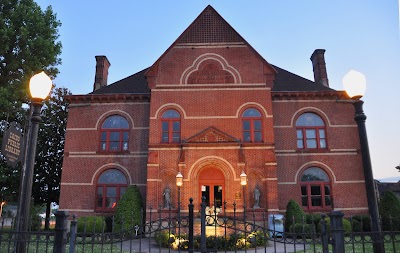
[
  {"x1": 240, "y1": 171, "x2": 247, "y2": 186},
  {"x1": 343, "y1": 70, "x2": 366, "y2": 99},
  {"x1": 176, "y1": 172, "x2": 183, "y2": 187},
  {"x1": 29, "y1": 72, "x2": 52, "y2": 99}
]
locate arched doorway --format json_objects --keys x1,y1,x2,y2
[{"x1": 199, "y1": 167, "x2": 225, "y2": 209}]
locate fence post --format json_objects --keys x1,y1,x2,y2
[
  {"x1": 329, "y1": 211, "x2": 345, "y2": 253},
  {"x1": 200, "y1": 196, "x2": 207, "y2": 253},
  {"x1": 68, "y1": 215, "x2": 77, "y2": 253},
  {"x1": 188, "y1": 198, "x2": 194, "y2": 253},
  {"x1": 53, "y1": 210, "x2": 69, "y2": 253},
  {"x1": 320, "y1": 213, "x2": 329, "y2": 253}
]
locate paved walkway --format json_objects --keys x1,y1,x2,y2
[{"x1": 121, "y1": 238, "x2": 310, "y2": 253}]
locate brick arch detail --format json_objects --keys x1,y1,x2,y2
[
  {"x1": 291, "y1": 107, "x2": 332, "y2": 127},
  {"x1": 151, "y1": 103, "x2": 187, "y2": 119},
  {"x1": 90, "y1": 163, "x2": 133, "y2": 185},
  {"x1": 294, "y1": 161, "x2": 337, "y2": 184},
  {"x1": 187, "y1": 156, "x2": 237, "y2": 182},
  {"x1": 180, "y1": 53, "x2": 242, "y2": 85},
  {"x1": 95, "y1": 110, "x2": 135, "y2": 129},
  {"x1": 236, "y1": 102, "x2": 269, "y2": 117}
]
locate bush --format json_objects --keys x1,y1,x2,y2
[
  {"x1": 379, "y1": 191, "x2": 400, "y2": 231},
  {"x1": 30, "y1": 205, "x2": 43, "y2": 231},
  {"x1": 284, "y1": 199, "x2": 305, "y2": 232},
  {"x1": 317, "y1": 217, "x2": 351, "y2": 235},
  {"x1": 154, "y1": 231, "x2": 175, "y2": 248},
  {"x1": 114, "y1": 185, "x2": 144, "y2": 232},
  {"x1": 352, "y1": 215, "x2": 371, "y2": 232},
  {"x1": 289, "y1": 223, "x2": 315, "y2": 235},
  {"x1": 77, "y1": 216, "x2": 106, "y2": 233},
  {"x1": 306, "y1": 213, "x2": 322, "y2": 227}
]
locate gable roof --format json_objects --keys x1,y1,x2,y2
[{"x1": 145, "y1": 5, "x2": 277, "y2": 79}]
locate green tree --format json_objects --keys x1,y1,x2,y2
[
  {"x1": 0, "y1": 0, "x2": 62, "y2": 203},
  {"x1": 0, "y1": 0, "x2": 62, "y2": 117},
  {"x1": 32, "y1": 87, "x2": 69, "y2": 229},
  {"x1": 114, "y1": 185, "x2": 144, "y2": 232},
  {"x1": 379, "y1": 191, "x2": 400, "y2": 231},
  {"x1": 284, "y1": 199, "x2": 305, "y2": 232}
]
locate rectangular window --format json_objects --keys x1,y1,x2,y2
[
  {"x1": 97, "y1": 187, "x2": 103, "y2": 208},
  {"x1": 301, "y1": 186, "x2": 308, "y2": 206},
  {"x1": 106, "y1": 187, "x2": 117, "y2": 208},
  {"x1": 319, "y1": 129, "x2": 326, "y2": 148},
  {"x1": 297, "y1": 130, "x2": 304, "y2": 148},
  {"x1": 306, "y1": 129, "x2": 317, "y2": 148}
]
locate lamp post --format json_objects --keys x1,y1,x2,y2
[
  {"x1": 240, "y1": 171, "x2": 247, "y2": 220},
  {"x1": 15, "y1": 71, "x2": 52, "y2": 253},
  {"x1": 176, "y1": 172, "x2": 183, "y2": 250},
  {"x1": 343, "y1": 70, "x2": 385, "y2": 253},
  {"x1": 0, "y1": 201, "x2": 5, "y2": 218}
]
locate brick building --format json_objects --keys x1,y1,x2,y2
[{"x1": 59, "y1": 6, "x2": 368, "y2": 217}]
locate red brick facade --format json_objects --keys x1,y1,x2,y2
[{"x1": 59, "y1": 6, "x2": 368, "y2": 218}]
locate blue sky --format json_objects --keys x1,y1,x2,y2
[{"x1": 35, "y1": 0, "x2": 400, "y2": 180}]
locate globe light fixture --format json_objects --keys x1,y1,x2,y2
[
  {"x1": 343, "y1": 70, "x2": 366, "y2": 99},
  {"x1": 29, "y1": 71, "x2": 53, "y2": 100}
]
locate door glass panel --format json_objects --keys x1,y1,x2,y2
[
  {"x1": 201, "y1": 185, "x2": 210, "y2": 206},
  {"x1": 214, "y1": 185, "x2": 223, "y2": 209}
]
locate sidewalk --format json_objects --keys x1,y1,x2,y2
[{"x1": 121, "y1": 237, "x2": 310, "y2": 253}]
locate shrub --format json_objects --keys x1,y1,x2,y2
[
  {"x1": 306, "y1": 213, "x2": 322, "y2": 227},
  {"x1": 114, "y1": 185, "x2": 144, "y2": 232},
  {"x1": 352, "y1": 215, "x2": 371, "y2": 232},
  {"x1": 77, "y1": 216, "x2": 106, "y2": 233},
  {"x1": 284, "y1": 199, "x2": 305, "y2": 232},
  {"x1": 289, "y1": 223, "x2": 315, "y2": 235},
  {"x1": 317, "y1": 217, "x2": 351, "y2": 235},
  {"x1": 154, "y1": 231, "x2": 175, "y2": 248},
  {"x1": 379, "y1": 191, "x2": 400, "y2": 231},
  {"x1": 30, "y1": 205, "x2": 43, "y2": 231}
]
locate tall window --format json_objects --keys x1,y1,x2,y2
[
  {"x1": 96, "y1": 169, "x2": 128, "y2": 211},
  {"x1": 296, "y1": 113, "x2": 326, "y2": 149},
  {"x1": 161, "y1": 109, "x2": 180, "y2": 143},
  {"x1": 300, "y1": 167, "x2": 332, "y2": 210},
  {"x1": 100, "y1": 115, "x2": 129, "y2": 152},
  {"x1": 242, "y1": 108, "x2": 262, "y2": 142}
]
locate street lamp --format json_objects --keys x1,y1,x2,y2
[
  {"x1": 343, "y1": 70, "x2": 385, "y2": 253},
  {"x1": 15, "y1": 71, "x2": 52, "y2": 253},
  {"x1": 0, "y1": 201, "x2": 5, "y2": 218},
  {"x1": 176, "y1": 172, "x2": 183, "y2": 249},
  {"x1": 240, "y1": 171, "x2": 247, "y2": 219}
]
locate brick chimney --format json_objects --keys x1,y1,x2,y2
[
  {"x1": 93, "y1": 56, "x2": 111, "y2": 91},
  {"x1": 310, "y1": 49, "x2": 329, "y2": 87}
]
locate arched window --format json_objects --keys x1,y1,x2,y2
[
  {"x1": 300, "y1": 167, "x2": 332, "y2": 210},
  {"x1": 100, "y1": 115, "x2": 129, "y2": 152},
  {"x1": 161, "y1": 109, "x2": 180, "y2": 143},
  {"x1": 96, "y1": 169, "x2": 128, "y2": 211},
  {"x1": 295, "y1": 113, "x2": 326, "y2": 149},
  {"x1": 242, "y1": 108, "x2": 262, "y2": 142}
]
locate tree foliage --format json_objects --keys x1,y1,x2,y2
[
  {"x1": 0, "y1": 0, "x2": 62, "y2": 204},
  {"x1": 114, "y1": 185, "x2": 144, "y2": 231},
  {"x1": 32, "y1": 87, "x2": 70, "y2": 229},
  {"x1": 0, "y1": 0, "x2": 62, "y2": 122},
  {"x1": 379, "y1": 191, "x2": 400, "y2": 231}
]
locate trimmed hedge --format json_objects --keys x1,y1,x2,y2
[
  {"x1": 114, "y1": 185, "x2": 144, "y2": 232},
  {"x1": 284, "y1": 199, "x2": 305, "y2": 232},
  {"x1": 77, "y1": 216, "x2": 106, "y2": 233}
]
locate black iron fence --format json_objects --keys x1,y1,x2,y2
[{"x1": 1, "y1": 199, "x2": 400, "y2": 253}]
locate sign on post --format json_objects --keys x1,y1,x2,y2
[{"x1": 1, "y1": 122, "x2": 23, "y2": 167}]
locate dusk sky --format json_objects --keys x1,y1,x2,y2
[{"x1": 35, "y1": 0, "x2": 400, "y2": 180}]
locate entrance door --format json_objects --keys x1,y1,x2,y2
[
  {"x1": 201, "y1": 184, "x2": 223, "y2": 208},
  {"x1": 199, "y1": 167, "x2": 224, "y2": 209}
]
